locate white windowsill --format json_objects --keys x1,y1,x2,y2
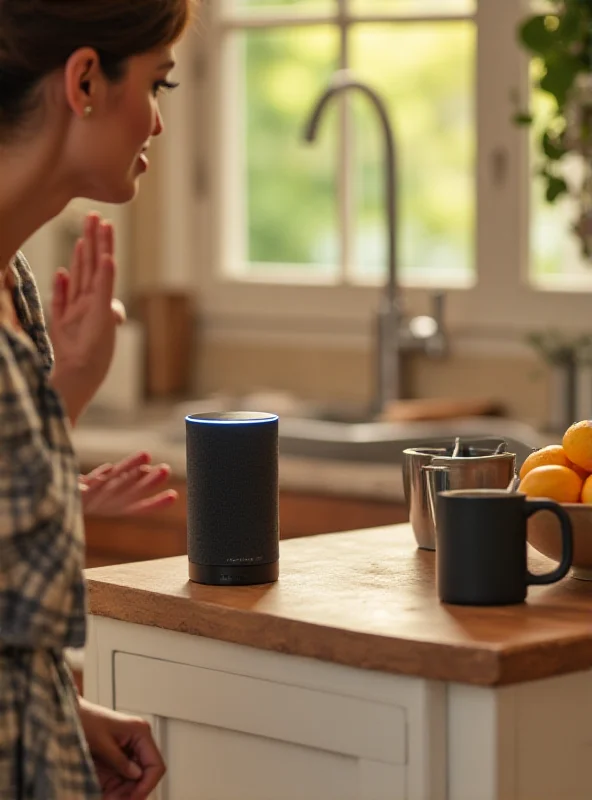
[{"x1": 202, "y1": 307, "x2": 540, "y2": 359}]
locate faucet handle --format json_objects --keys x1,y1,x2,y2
[
  {"x1": 425, "y1": 292, "x2": 448, "y2": 358},
  {"x1": 431, "y1": 292, "x2": 445, "y2": 329}
]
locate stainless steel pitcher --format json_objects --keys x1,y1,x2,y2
[{"x1": 402, "y1": 442, "x2": 516, "y2": 550}]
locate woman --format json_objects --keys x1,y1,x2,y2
[{"x1": 0, "y1": 1, "x2": 193, "y2": 797}]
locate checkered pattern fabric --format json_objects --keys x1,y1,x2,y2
[{"x1": 0, "y1": 253, "x2": 100, "y2": 798}]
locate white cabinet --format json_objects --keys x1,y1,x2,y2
[
  {"x1": 84, "y1": 617, "x2": 446, "y2": 800},
  {"x1": 84, "y1": 615, "x2": 592, "y2": 800},
  {"x1": 116, "y1": 652, "x2": 408, "y2": 800},
  {"x1": 448, "y1": 677, "x2": 592, "y2": 800}
]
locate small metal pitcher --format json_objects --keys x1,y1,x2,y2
[{"x1": 403, "y1": 441, "x2": 516, "y2": 551}]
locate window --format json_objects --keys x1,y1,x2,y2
[
  {"x1": 215, "y1": 0, "x2": 476, "y2": 287},
  {"x1": 165, "y1": 1, "x2": 592, "y2": 346}
]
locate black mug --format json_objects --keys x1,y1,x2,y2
[{"x1": 436, "y1": 489, "x2": 573, "y2": 605}]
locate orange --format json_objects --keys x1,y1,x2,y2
[
  {"x1": 519, "y1": 444, "x2": 571, "y2": 479},
  {"x1": 519, "y1": 464, "x2": 582, "y2": 504},
  {"x1": 567, "y1": 460, "x2": 589, "y2": 481},
  {"x1": 563, "y1": 420, "x2": 592, "y2": 472},
  {"x1": 581, "y1": 474, "x2": 592, "y2": 504}
]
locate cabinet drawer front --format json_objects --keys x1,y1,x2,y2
[{"x1": 114, "y1": 653, "x2": 407, "y2": 765}]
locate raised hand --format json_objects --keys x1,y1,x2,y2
[
  {"x1": 50, "y1": 212, "x2": 126, "y2": 423},
  {"x1": 80, "y1": 452, "x2": 178, "y2": 516}
]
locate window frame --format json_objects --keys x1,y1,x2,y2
[{"x1": 172, "y1": 0, "x2": 592, "y2": 354}]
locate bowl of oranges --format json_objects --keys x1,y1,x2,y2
[{"x1": 522, "y1": 420, "x2": 592, "y2": 580}]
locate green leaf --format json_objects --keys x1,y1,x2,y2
[
  {"x1": 518, "y1": 15, "x2": 558, "y2": 55},
  {"x1": 546, "y1": 175, "x2": 568, "y2": 202},
  {"x1": 513, "y1": 112, "x2": 533, "y2": 126},
  {"x1": 539, "y1": 54, "x2": 580, "y2": 106},
  {"x1": 542, "y1": 131, "x2": 565, "y2": 159},
  {"x1": 557, "y1": 7, "x2": 584, "y2": 43}
]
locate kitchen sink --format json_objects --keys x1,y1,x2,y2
[
  {"x1": 163, "y1": 398, "x2": 545, "y2": 469},
  {"x1": 277, "y1": 414, "x2": 545, "y2": 467}
]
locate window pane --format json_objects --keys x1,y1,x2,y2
[
  {"x1": 350, "y1": 22, "x2": 475, "y2": 285},
  {"x1": 529, "y1": 60, "x2": 592, "y2": 287},
  {"x1": 242, "y1": 27, "x2": 340, "y2": 274},
  {"x1": 231, "y1": 0, "x2": 334, "y2": 10},
  {"x1": 350, "y1": 0, "x2": 475, "y2": 16}
]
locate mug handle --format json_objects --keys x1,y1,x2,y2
[{"x1": 525, "y1": 499, "x2": 573, "y2": 585}]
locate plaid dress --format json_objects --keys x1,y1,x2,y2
[{"x1": 0, "y1": 253, "x2": 100, "y2": 798}]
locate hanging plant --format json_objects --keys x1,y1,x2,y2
[
  {"x1": 526, "y1": 329, "x2": 592, "y2": 365},
  {"x1": 515, "y1": 0, "x2": 592, "y2": 257}
]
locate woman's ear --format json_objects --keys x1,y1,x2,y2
[{"x1": 63, "y1": 47, "x2": 103, "y2": 119}]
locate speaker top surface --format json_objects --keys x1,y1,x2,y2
[{"x1": 186, "y1": 411, "x2": 278, "y2": 425}]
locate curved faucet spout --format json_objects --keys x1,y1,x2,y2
[{"x1": 303, "y1": 69, "x2": 398, "y2": 310}]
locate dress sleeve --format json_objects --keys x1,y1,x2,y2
[
  {"x1": 0, "y1": 328, "x2": 82, "y2": 648},
  {"x1": 0, "y1": 333, "x2": 58, "y2": 536},
  {"x1": 11, "y1": 251, "x2": 54, "y2": 375}
]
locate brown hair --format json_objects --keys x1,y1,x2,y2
[{"x1": 0, "y1": 0, "x2": 192, "y2": 137}]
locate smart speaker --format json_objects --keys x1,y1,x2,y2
[{"x1": 186, "y1": 412, "x2": 279, "y2": 585}]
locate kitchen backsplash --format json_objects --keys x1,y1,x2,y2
[{"x1": 196, "y1": 338, "x2": 550, "y2": 429}]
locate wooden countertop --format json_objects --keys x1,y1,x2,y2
[{"x1": 85, "y1": 524, "x2": 592, "y2": 687}]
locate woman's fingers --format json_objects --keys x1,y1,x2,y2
[
  {"x1": 110, "y1": 464, "x2": 171, "y2": 503},
  {"x1": 125, "y1": 490, "x2": 179, "y2": 516},
  {"x1": 79, "y1": 456, "x2": 177, "y2": 517},
  {"x1": 67, "y1": 238, "x2": 85, "y2": 304},
  {"x1": 95, "y1": 254, "x2": 116, "y2": 316},
  {"x1": 107, "y1": 453, "x2": 152, "y2": 480},
  {"x1": 94, "y1": 220, "x2": 115, "y2": 292},
  {"x1": 51, "y1": 268, "x2": 69, "y2": 324},
  {"x1": 82, "y1": 465, "x2": 175, "y2": 516},
  {"x1": 82, "y1": 463, "x2": 114, "y2": 485},
  {"x1": 130, "y1": 465, "x2": 172, "y2": 499},
  {"x1": 63, "y1": 213, "x2": 116, "y2": 304},
  {"x1": 100, "y1": 219, "x2": 115, "y2": 260},
  {"x1": 81, "y1": 212, "x2": 100, "y2": 294}
]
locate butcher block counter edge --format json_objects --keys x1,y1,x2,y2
[{"x1": 85, "y1": 524, "x2": 592, "y2": 687}]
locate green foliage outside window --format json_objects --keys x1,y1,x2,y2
[
  {"x1": 516, "y1": 0, "x2": 592, "y2": 259},
  {"x1": 243, "y1": 20, "x2": 474, "y2": 281}
]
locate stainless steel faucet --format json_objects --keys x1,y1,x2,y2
[{"x1": 303, "y1": 70, "x2": 447, "y2": 416}]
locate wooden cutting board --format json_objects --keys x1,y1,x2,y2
[{"x1": 379, "y1": 397, "x2": 504, "y2": 422}]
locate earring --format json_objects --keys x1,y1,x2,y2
[{"x1": 83, "y1": 105, "x2": 93, "y2": 118}]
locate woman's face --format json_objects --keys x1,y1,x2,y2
[{"x1": 65, "y1": 46, "x2": 177, "y2": 203}]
